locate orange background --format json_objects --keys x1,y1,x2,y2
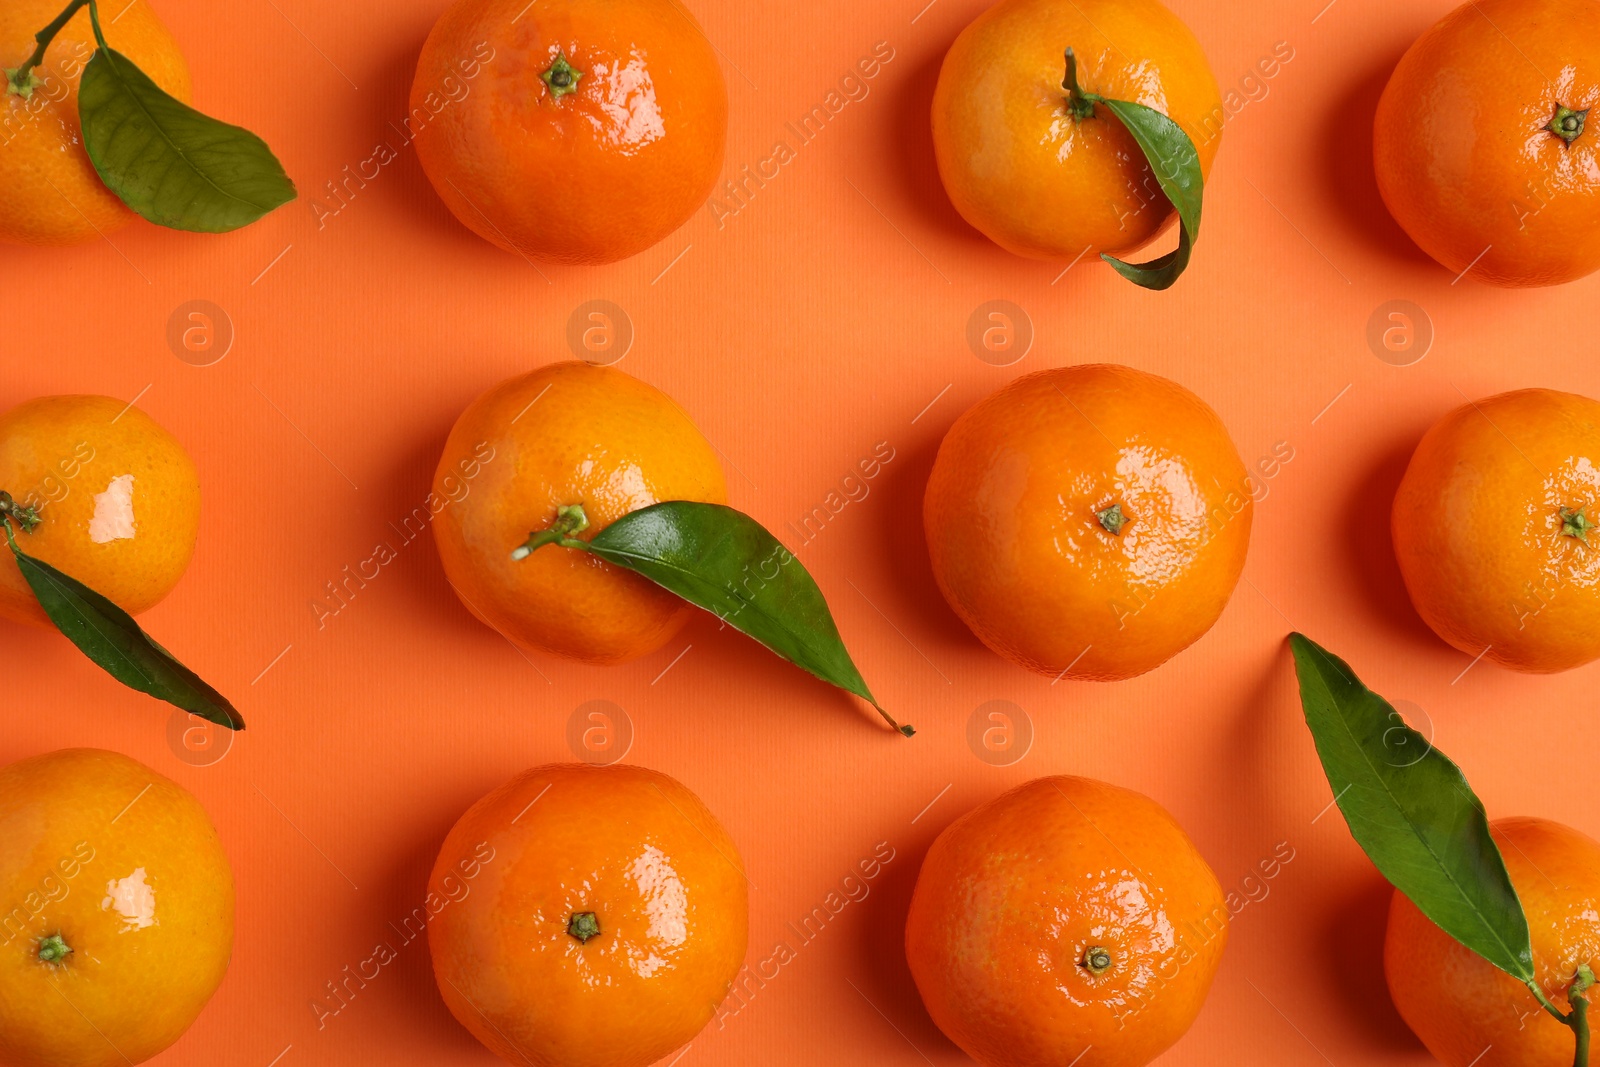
[{"x1": 6, "y1": 0, "x2": 1600, "y2": 1063}]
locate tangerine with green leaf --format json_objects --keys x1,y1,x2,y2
[
  {"x1": 931, "y1": 0, "x2": 1221, "y2": 284},
  {"x1": 433, "y1": 362, "x2": 727, "y2": 665},
  {"x1": 1392, "y1": 388, "x2": 1600, "y2": 673},
  {"x1": 0, "y1": 748, "x2": 233, "y2": 1067},
  {"x1": 0, "y1": 395, "x2": 199, "y2": 630},
  {"x1": 0, "y1": 0, "x2": 190, "y2": 245},
  {"x1": 428, "y1": 762, "x2": 747, "y2": 1067},
  {"x1": 1387, "y1": 817, "x2": 1600, "y2": 1067}
]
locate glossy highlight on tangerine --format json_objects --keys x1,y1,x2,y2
[
  {"x1": 0, "y1": 748, "x2": 234, "y2": 1067},
  {"x1": 432, "y1": 362, "x2": 727, "y2": 665},
  {"x1": 931, "y1": 0, "x2": 1222, "y2": 260},
  {"x1": 1392, "y1": 388, "x2": 1600, "y2": 673},
  {"x1": 924, "y1": 364, "x2": 1252, "y2": 680},
  {"x1": 905, "y1": 776, "x2": 1228, "y2": 1067},
  {"x1": 1386, "y1": 817, "x2": 1600, "y2": 1067},
  {"x1": 1373, "y1": 0, "x2": 1600, "y2": 287},
  {"x1": 0, "y1": 0, "x2": 191, "y2": 245},
  {"x1": 0, "y1": 395, "x2": 200, "y2": 630},
  {"x1": 427, "y1": 762, "x2": 748, "y2": 1067},
  {"x1": 411, "y1": 0, "x2": 728, "y2": 264}
]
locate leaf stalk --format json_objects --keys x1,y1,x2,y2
[{"x1": 5, "y1": 0, "x2": 91, "y2": 98}]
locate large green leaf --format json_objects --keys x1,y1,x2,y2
[
  {"x1": 6, "y1": 529, "x2": 242, "y2": 730},
  {"x1": 1095, "y1": 97, "x2": 1203, "y2": 291},
  {"x1": 1290, "y1": 633, "x2": 1529, "y2": 981},
  {"x1": 78, "y1": 46, "x2": 295, "y2": 232},
  {"x1": 577, "y1": 502, "x2": 909, "y2": 735}
]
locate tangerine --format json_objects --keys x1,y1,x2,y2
[
  {"x1": 432, "y1": 362, "x2": 726, "y2": 664},
  {"x1": 1386, "y1": 816, "x2": 1600, "y2": 1066},
  {"x1": 931, "y1": 0, "x2": 1222, "y2": 260},
  {"x1": 0, "y1": 0, "x2": 191, "y2": 245},
  {"x1": 923, "y1": 364, "x2": 1252, "y2": 680},
  {"x1": 411, "y1": 0, "x2": 727, "y2": 264},
  {"x1": 905, "y1": 775, "x2": 1227, "y2": 1067},
  {"x1": 1373, "y1": 0, "x2": 1600, "y2": 287},
  {"x1": 0, "y1": 395, "x2": 200, "y2": 630},
  {"x1": 0, "y1": 748, "x2": 233, "y2": 1067},
  {"x1": 428, "y1": 762, "x2": 748, "y2": 1067},
  {"x1": 1392, "y1": 387, "x2": 1600, "y2": 672}
]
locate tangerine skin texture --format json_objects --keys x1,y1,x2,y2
[
  {"x1": 432, "y1": 362, "x2": 727, "y2": 665},
  {"x1": 0, "y1": 0, "x2": 191, "y2": 245},
  {"x1": 411, "y1": 0, "x2": 728, "y2": 265},
  {"x1": 0, "y1": 749, "x2": 234, "y2": 1067},
  {"x1": 931, "y1": 0, "x2": 1222, "y2": 260},
  {"x1": 1392, "y1": 388, "x2": 1600, "y2": 672},
  {"x1": 923, "y1": 365, "x2": 1251, "y2": 680},
  {"x1": 0, "y1": 395, "x2": 200, "y2": 630},
  {"x1": 428, "y1": 763, "x2": 748, "y2": 1067},
  {"x1": 905, "y1": 776, "x2": 1227, "y2": 1067},
  {"x1": 1373, "y1": 0, "x2": 1600, "y2": 287},
  {"x1": 1385, "y1": 817, "x2": 1600, "y2": 1067}
]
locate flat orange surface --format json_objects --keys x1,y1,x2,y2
[{"x1": 6, "y1": 0, "x2": 1599, "y2": 1064}]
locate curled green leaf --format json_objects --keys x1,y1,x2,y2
[{"x1": 1063, "y1": 48, "x2": 1205, "y2": 291}]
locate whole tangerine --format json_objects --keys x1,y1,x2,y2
[
  {"x1": 1392, "y1": 388, "x2": 1600, "y2": 672},
  {"x1": 0, "y1": 0, "x2": 191, "y2": 245},
  {"x1": 923, "y1": 364, "x2": 1252, "y2": 680},
  {"x1": 1386, "y1": 817, "x2": 1600, "y2": 1067},
  {"x1": 0, "y1": 748, "x2": 234, "y2": 1067},
  {"x1": 432, "y1": 362, "x2": 726, "y2": 665},
  {"x1": 1373, "y1": 0, "x2": 1600, "y2": 287},
  {"x1": 411, "y1": 0, "x2": 727, "y2": 264},
  {"x1": 905, "y1": 775, "x2": 1228, "y2": 1067},
  {"x1": 931, "y1": 0, "x2": 1222, "y2": 260},
  {"x1": 427, "y1": 762, "x2": 748, "y2": 1067},
  {"x1": 0, "y1": 395, "x2": 200, "y2": 630}
]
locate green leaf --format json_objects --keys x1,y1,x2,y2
[
  {"x1": 1289, "y1": 633, "x2": 1529, "y2": 981},
  {"x1": 78, "y1": 46, "x2": 295, "y2": 233},
  {"x1": 1095, "y1": 97, "x2": 1203, "y2": 291},
  {"x1": 5, "y1": 528, "x2": 243, "y2": 730},
  {"x1": 582, "y1": 502, "x2": 910, "y2": 735}
]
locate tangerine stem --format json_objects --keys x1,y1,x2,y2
[
  {"x1": 37, "y1": 933, "x2": 70, "y2": 963},
  {"x1": 511, "y1": 504, "x2": 592, "y2": 560},
  {"x1": 1549, "y1": 106, "x2": 1589, "y2": 146},
  {"x1": 4, "y1": 0, "x2": 90, "y2": 98},
  {"x1": 1062, "y1": 48, "x2": 1098, "y2": 121},
  {"x1": 1571, "y1": 965, "x2": 1595, "y2": 1067}
]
